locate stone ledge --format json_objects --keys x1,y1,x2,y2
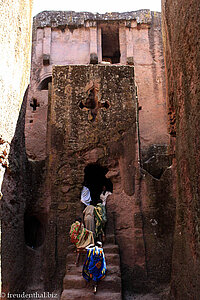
[{"x1": 33, "y1": 9, "x2": 157, "y2": 29}]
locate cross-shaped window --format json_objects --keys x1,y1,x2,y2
[
  {"x1": 30, "y1": 98, "x2": 40, "y2": 111},
  {"x1": 79, "y1": 87, "x2": 110, "y2": 122}
]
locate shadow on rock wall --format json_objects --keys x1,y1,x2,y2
[{"x1": 1, "y1": 87, "x2": 48, "y2": 294}]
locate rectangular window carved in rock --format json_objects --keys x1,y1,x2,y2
[{"x1": 101, "y1": 24, "x2": 121, "y2": 64}]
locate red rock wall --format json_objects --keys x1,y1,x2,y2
[
  {"x1": 1, "y1": 90, "x2": 30, "y2": 295},
  {"x1": 44, "y1": 65, "x2": 137, "y2": 288},
  {"x1": 133, "y1": 12, "x2": 168, "y2": 150},
  {"x1": 24, "y1": 10, "x2": 175, "y2": 293},
  {"x1": 0, "y1": 0, "x2": 33, "y2": 192},
  {"x1": 42, "y1": 64, "x2": 175, "y2": 293},
  {"x1": 0, "y1": 0, "x2": 33, "y2": 295},
  {"x1": 162, "y1": 0, "x2": 200, "y2": 298},
  {"x1": 25, "y1": 11, "x2": 168, "y2": 163}
]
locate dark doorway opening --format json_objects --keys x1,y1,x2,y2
[
  {"x1": 24, "y1": 214, "x2": 45, "y2": 249},
  {"x1": 101, "y1": 24, "x2": 121, "y2": 64},
  {"x1": 83, "y1": 163, "x2": 113, "y2": 206}
]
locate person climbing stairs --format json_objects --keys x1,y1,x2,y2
[{"x1": 60, "y1": 213, "x2": 122, "y2": 300}]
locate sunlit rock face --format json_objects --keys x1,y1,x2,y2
[
  {"x1": 0, "y1": 0, "x2": 33, "y2": 190},
  {"x1": 0, "y1": 0, "x2": 33, "y2": 294},
  {"x1": 26, "y1": 10, "x2": 168, "y2": 164},
  {"x1": 162, "y1": 0, "x2": 200, "y2": 298}
]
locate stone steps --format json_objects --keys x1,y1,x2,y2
[
  {"x1": 61, "y1": 289, "x2": 121, "y2": 300},
  {"x1": 60, "y1": 215, "x2": 122, "y2": 299},
  {"x1": 66, "y1": 264, "x2": 120, "y2": 276},
  {"x1": 66, "y1": 252, "x2": 120, "y2": 266},
  {"x1": 66, "y1": 243, "x2": 119, "y2": 258},
  {"x1": 102, "y1": 243, "x2": 119, "y2": 254},
  {"x1": 105, "y1": 234, "x2": 115, "y2": 244},
  {"x1": 63, "y1": 274, "x2": 121, "y2": 291}
]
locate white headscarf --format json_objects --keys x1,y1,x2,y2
[{"x1": 81, "y1": 186, "x2": 92, "y2": 206}]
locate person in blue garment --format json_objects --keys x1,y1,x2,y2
[{"x1": 82, "y1": 242, "x2": 106, "y2": 294}]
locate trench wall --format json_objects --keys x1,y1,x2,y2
[
  {"x1": 0, "y1": 0, "x2": 33, "y2": 295},
  {"x1": 0, "y1": 0, "x2": 33, "y2": 190},
  {"x1": 162, "y1": 0, "x2": 200, "y2": 298}
]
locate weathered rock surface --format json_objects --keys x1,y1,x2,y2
[
  {"x1": 44, "y1": 64, "x2": 137, "y2": 290},
  {"x1": 0, "y1": 0, "x2": 33, "y2": 294},
  {"x1": 33, "y1": 10, "x2": 152, "y2": 29},
  {"x1": 26, "y1": 10, "x2": 168, "y2": 161},
  {"x1": 1, "y1": 90, "x2": 31, "y2": 294},
  {"x1": 0, "y1": 0, "x2": 33, "y2": 190},
  {"x1": 162, "y1": 0, "x2": 200, "y2": 298},
  {"x1": 42, "y1": 64, "x2": 175, "y2": 295}
]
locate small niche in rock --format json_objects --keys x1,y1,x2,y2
[
  {"x1": 83, "y1": 163, "x2": 113, "y2": 206},
  {"x1": 38, "y1": 76, "x2": 52, "y2": 90},
  {"x1": 24, "y1": 214, "x2": 45, "y2": 249}
]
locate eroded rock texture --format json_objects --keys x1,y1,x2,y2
[
  {"x1": 0, "y1": 0, "x2": 33, "y2": 294},
  {"x1": 0, "y1": 7, "x2": 176, "y2": 295},
  {"x1": 25, "y1": 10, "x2": 168, "y2": 164},
  {"x1": 21, "y1": 10, "x2": 176, "y2": 294},
  {"x1": 162, "y1": 0, "x2": 200, "y2": 298},
  {"x1": 1, "y1": 90, "x2": 31, "y2": 294},
  {"x1": 44, "y1": 65, "x2": 136, "y2": 289},
  {"x1": 0, "y1": 0, "x2": 33, "y2": 190},
  {"x1": 42, "y1": 65, "x2": 175, "y2": 293}
]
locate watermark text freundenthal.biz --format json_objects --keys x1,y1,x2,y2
[{"x1": 1, "y1": 292, "x2": 58, "y2": 299}]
